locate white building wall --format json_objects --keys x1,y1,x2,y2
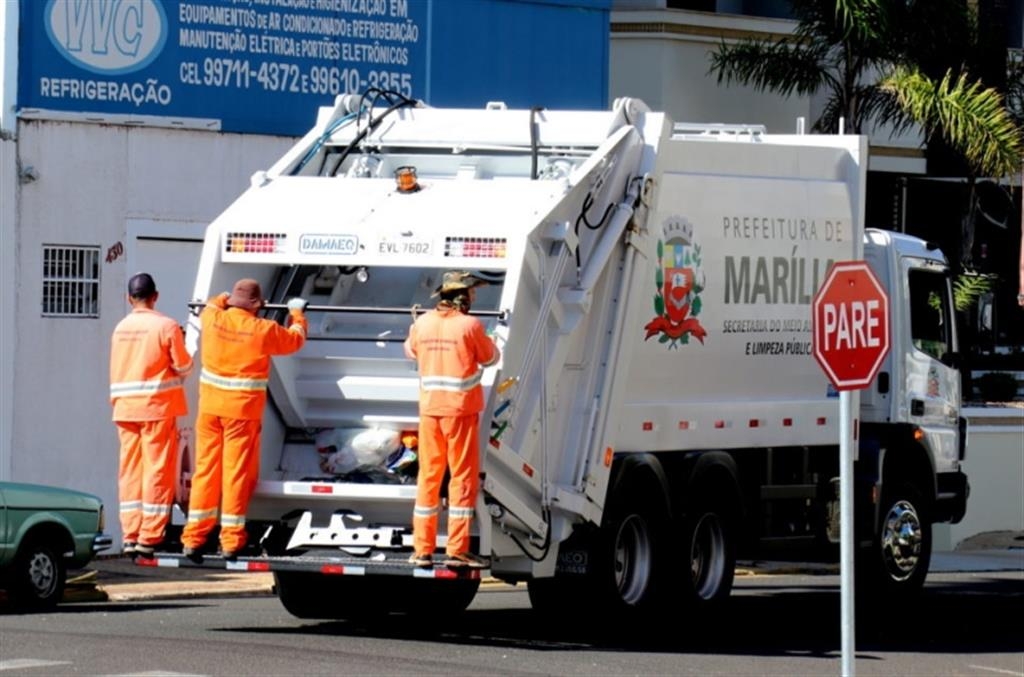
[
  {"x1": 0, "y1": 137, "x2": 15, "y2": 482},
  {"x1": 610, "y1": 10, "x2": 813, "y2": 134},
  {"x1": 12, "y1": 120, "x2": 293, "y2": 544}
]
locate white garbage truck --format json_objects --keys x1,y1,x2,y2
[{"x1": 150, "y1": 91, "x2": 968, "y2": 620}]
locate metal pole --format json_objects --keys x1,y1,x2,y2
[{"x1": 840, "y1": 388, "x2": 858, "y2": 676}]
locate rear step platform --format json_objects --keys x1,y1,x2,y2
[{"x1": 135, "y1": 552, "x2": 484, "y2": 580}]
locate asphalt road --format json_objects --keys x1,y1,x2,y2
[{"x1": 1, "y1": 570, "x2": 1021, "y2": 676}]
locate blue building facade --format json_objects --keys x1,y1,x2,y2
[{"x1": 18, "y1": 0, "x2": 611, "y2": 136}]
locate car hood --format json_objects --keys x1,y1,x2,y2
[{"x1": 0, "y1": 481, "x2": 103, "y2": 511}]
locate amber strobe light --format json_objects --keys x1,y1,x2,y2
[{"x1": 395, "y1": 166, "x2": 420, "y2": 193}]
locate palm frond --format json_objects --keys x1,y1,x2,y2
[
  {"x1": 708, "y1": 39, "x2": 830, "y2": 98},
  {"x1": 881, "y1": 67, "x2": 1024, "y2": 178},
  {"x1": 951, "y1": 272, "x2": 995, "y2": 312}
]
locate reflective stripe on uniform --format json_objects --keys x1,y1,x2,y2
[
  {"x1": 420, "y1": 370, "x2": 482, "y2": 393},
  {"x1": 142, "y1": 503, "x2": 172, "y2": 516},
  {"x1": 110, "y1": 376, "x2": 185, "y2": 399},
  {"x1": 449, "y1": 506, "x2": 475, "y2": 519},
  {"x1": 120, "y1": 500, "x2": 142, "y2": 513},
  {"x1": 414, "y1": 504, "x2": 439, "y2": 518},
  {"x1": 199, "y1": 368, "x2": 268, "y2": 391},
  {"x1": 187, "y1": 507, "x2": 218, "y2": 523},
  {"x1": 221, "y1": 513, "x2": 245, "y2": 527}
]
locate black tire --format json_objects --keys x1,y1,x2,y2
[
  {"x1": 678, "y1": 493, "x2": 735, "y2": 609},
  {"x1": 589, "y1": 480, "x2": 670, "y2": 614},
  {"x1": 527, "y1": 575, "x2": 585, "y2": 614},
  {"x1": 275, "y1": 572, "x2": 385, "y2": 620},
  {"x1": 387, "y1": 577, "x2": 481, "y2": 616},
  {"x1": 859, "y1": 481, "x2": 932, "y2": 598},
  {"x1": 9, "y1": 539, "x2": 66, "y2": 611}
]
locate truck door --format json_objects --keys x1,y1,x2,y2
[{"x1": 904, "y1": 264, "x2": 961, "y2": 474}]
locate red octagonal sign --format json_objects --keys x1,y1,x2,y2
[{"x1": 812, "y1": 261, "x2": 891, "y2": 391}]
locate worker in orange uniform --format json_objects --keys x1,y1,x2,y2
[
  {"x1": 404, "y1": 271, "x2": 500, "y2": 569},
  {"x1": 182, "y1": 279, "x2": 308, "y2": 561},
  {"x1": 110, "y1": 272, "x2": 193, "y2": 559}
]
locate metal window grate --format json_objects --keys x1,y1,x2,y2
[{"x1": 42, "y1": 245, "x2": 101, "y2": 318}]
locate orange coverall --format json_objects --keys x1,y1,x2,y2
[
  {"x1": 404, "y1": 304, "x2": 500, "y2": 558},
  {"x1": 181, "y1": 295, "x2": 307, "y2": 554},
  {"x1": 110, "y1": 308, "x2": 193, "y2": 548}
]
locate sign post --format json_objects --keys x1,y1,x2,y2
[{"x1": 812, "y1": 261, "x2": 891, "y2": 677}]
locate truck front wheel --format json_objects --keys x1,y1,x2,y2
[{"x1": 859, "y1": 482, "x2": 932, "y2": 597}]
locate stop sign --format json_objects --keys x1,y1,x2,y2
[{"x1": 812, "y1": 261, "x2": 891, "y2": 391}]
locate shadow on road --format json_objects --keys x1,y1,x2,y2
[{"x1": 221, "y1": 575, "x2": 1024, "y2": 657}]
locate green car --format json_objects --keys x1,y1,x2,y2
[{"x1": 0, "y1": 481, "x2": 112, "y2": 610}]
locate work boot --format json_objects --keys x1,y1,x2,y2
[
  {"x1": 122, "y1": 542, "x2": 137, "y2": 559},
  {"x1": 134, "y1": 543, "x2": 156, "y2": 560},
  {"x1": 444, "y1": 552, "x2": 489, "y2": 569},
  {"x1": 408, "y1": 553, "x2": 433, "y2": 569},
  {"x1": 183, "y1": 546, "x2": 204, "y2": 564}
]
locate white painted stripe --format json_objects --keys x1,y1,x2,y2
[
  {"x1": 344, "y1": 566, "x2": 365, "y2": 576},
  {"x1": 225, "y1": 561, "x2": 248, "y2": 571},
  {"x1": 155, "y1": 557, "x2": 180, "y2": 568},
  {"x1": 413, "y1": 568, "x2": 436, "y2": 578},
  {"x1": 0, "y1": 659, "x2": 72, "y2": 671},
  {"x1": 104, "y1": 671, "x2": 208, "y2": 676},
  {"x1": 968, "y1": 666, "x2": 1024, "y2": 677}
]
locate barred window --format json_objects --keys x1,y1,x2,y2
[{"x1": 42, "y1": 245, "x2": 101, "y2": 318}]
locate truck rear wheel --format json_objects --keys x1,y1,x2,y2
[
  {"x1": 274, "y1": 572, "x2": 386, "y2": 620},
  {"x1": 386, "y1": 577, "x2": 481, "y2": 616},
  {"x1": 678, "y1": 494, "x2": 735, "y2": 608},
  {"x1": 590, "y1": 477, "x2": 670, "y2": 614},
  {"x1": 859, "y1": 481, "x2": 931, "y2": 598}
]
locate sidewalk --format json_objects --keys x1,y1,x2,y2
[{"x1": 62, "y1": 532, "x2": 1022, "y2": 604}]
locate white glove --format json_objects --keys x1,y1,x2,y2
[{"x1": 287, "y1": 297, "x2": 308, "y2": 313}]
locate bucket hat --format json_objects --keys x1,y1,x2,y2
[
  {"x1": 227, "y1": 278, "x2": 265, "y2": 310},
  {"x1": 432, "y1": 271, "x2": 486, "y2": 297}
]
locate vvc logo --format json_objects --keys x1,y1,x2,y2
[{"x1": 44, "y1": 0, "x2": 168, "y2": 75}]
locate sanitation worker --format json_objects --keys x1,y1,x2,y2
[
  {"x1": 404, "y1": 271, "x2": 500, "y2": 569},
  {"x1": 182, "y1": 279, "x2": 308, "y2": 561},
  {"x1": 110, "y1": 272, "x2": 193, "y2": 559}
]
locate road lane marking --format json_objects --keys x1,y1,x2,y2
[{"x1": 0, "y1": 660, "x2": 72, "y2": 671}]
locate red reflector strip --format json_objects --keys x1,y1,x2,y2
[
  {"x1": 783, "y1": 418, "x2": 793, "y2": 426},
  {"x1": 247, "y1": 561, "x2": 271, "y2": 572},
  {"x1": 320, "y1": 564, "x2": 345, "y2": 575},
  {"x1": 714, "y1": 420, "x2": 725, "y2": 429},
  {"x1": 642, "y1": 421, "x2": 653, "y2": 431},
  {"x1": 522, "y1": 463, "x2": 534, "y2": 478},
  {"x1": 817, "y1": 417, "x2": 827, "y2": 425},
  {"x1": 136, "y1": 557, "x2": 158, "y2": 568},
  {"x1": 311, "y1": 485, "x2": 332, "y2": 494},
  {"x1": 678, "y1": 421, "x2": 690, "y2": 430},
  {"x1": 749, "y1": 419, "x2": 759, "y2": 428},
  {"x1": 433, "y1": 568, "x2": 458, "y2": 579}
]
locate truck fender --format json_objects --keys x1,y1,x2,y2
[
  {"x1": 607, "y1": 453, "x2": 672, "y2": 515},
  {"x1": 678, "y1": 451, "x2": 744, "y2": 524}
]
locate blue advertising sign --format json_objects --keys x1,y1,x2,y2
[{"x1": 18, "y1": 0, "x2": 428, "y2": 135}]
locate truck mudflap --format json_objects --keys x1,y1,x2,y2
[{"x1": 135, "y1": 552, "x2": 484, "y2": 580}]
